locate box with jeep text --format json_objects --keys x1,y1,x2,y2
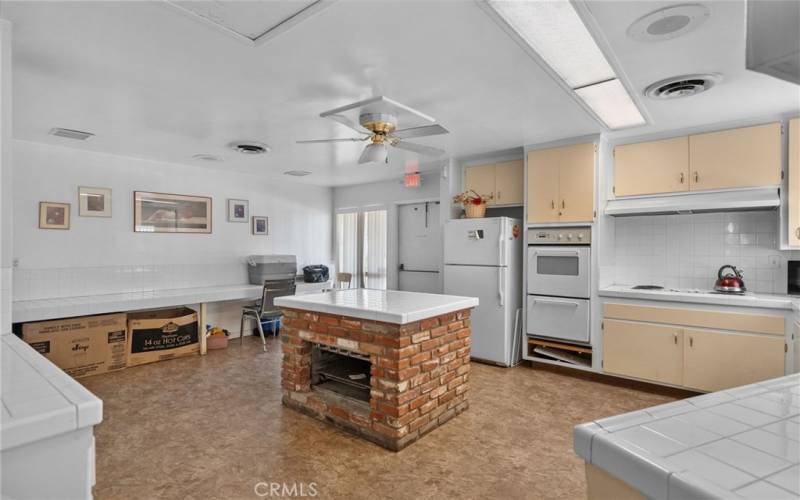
[
  {"x1": 127, "y1": 307, "x2": 199, "y2": 367},
  {"x1": 21, "y1": 313, "x2": 128, "y2": 379}
]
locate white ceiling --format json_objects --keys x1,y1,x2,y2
[{"x1": 3, "y1": 1, "x2": 799, "y2": 186}]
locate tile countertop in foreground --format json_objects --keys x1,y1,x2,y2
[
  {"x1": 1, "y1": 334, "x2": 102, "y2": 450},
  {"x1": 274, "y1": 288, "x2": 479, "y2": 324},
  {"x1": 574, "y1": 374, "x2": 800, "y2": 500},
  {"x1": 599, "y1": 285, "x2": 798, "y2": 311}
]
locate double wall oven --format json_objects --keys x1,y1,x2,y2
[{"x1": 526, "y1": 227, "x2": 591, "y2": 344}]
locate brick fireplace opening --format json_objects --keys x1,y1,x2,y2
[
  {"x1": 281, "y1": 308, "x2": 472, "y2": 451},
  {"x1": 311, "y1": 345, "x2": 371, "y2": 403}
]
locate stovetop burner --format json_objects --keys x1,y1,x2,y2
[{"x1": 632, "y1": 285, "x2": 665, "y2": 290}]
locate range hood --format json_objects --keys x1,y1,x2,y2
[{"x1": 605, "y1": 187, "x2": 780, "y2": 216}]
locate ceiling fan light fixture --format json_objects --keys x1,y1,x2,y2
[{"x1": 358, "y1": 142, "x2": 389, "y2": 165}]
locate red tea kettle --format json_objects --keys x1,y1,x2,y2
[{"x1": 714, "y1": 265, "x2": 746, "y2": 293}]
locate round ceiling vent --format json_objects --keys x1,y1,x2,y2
[
  {"x1": 228, "y1": 141, "x2": 270, "y2": 155},
  {"x1": 644, "y1": 74, "x2": 721, "y2": 100},
  {"x1": 627, "y1": 4, "x2": 710, "y2": 42}
]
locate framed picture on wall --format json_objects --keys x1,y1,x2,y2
[
  {"x1": 78, "y1": 186, "x2": 112, "y2": 217},
  {"x1": 134, "y1": 191, "x2": 212, "y2": 233},
  {"x1": 252, "y1": 216, "x2": 268, "y2": 235},
  {"x1": 227, "y1": 199, "x2": 249, "y2": 223},
  {"x1": 39, "y1": 202, "x2": 70, "y2": 230}
]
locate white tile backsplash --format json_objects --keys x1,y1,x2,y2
[
  {"x1": 12, "y1": 262, "x2": 249, "y2": 301},
  {"x1": 613, "y1": 212, "x2": 796, "y2": 294}
]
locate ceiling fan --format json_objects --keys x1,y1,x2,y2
[{"x1": 297, "y1": 96, "x2": 449, "y2": 164}]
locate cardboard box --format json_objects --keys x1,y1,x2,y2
[
  {"x1": 127, "y1": 307, "x2": 199, "y2": 366},
  {"x1": 22, "y1": 313, "x2": 128, "y2": 379}
]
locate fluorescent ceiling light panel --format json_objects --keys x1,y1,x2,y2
[
  {"x1": 488, "y1": 0, "x2": 615, "y2": 88},
  {"x1": 575, "y1": 79, "x2": 646, "y2": 129},
  {"x1": 486, "y1": 0, "x2": 647, "y2": 129}
]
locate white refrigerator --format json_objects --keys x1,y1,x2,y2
[{"x1": 443, "y1": 217, "x2": 523, "y2": 366}]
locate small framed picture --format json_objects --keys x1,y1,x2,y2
[
  {"x1": 78, "y1": 186, "x2": 112, "y2": 217},
  {"x1": 227, "y1": 199, "x2": 249, "y2": 223},
  {"x1": 39, "y1": 202, "x2": 70, "y2": 229},
  {"x1": 252, "y1": 216, "x2": 268, "y2": 235}
]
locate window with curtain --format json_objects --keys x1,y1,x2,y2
[
  {"x1": 362, "y1": 209, "x2": 387, "y2": 290},
  {"x1": 335, "y1": 212, "x2": 358, "y2": 285}
]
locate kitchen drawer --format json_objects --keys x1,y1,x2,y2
[
  {"x1": 603, "y1": 303, "x2": 784, "y2": 336},
  {"x1": 527, "y1": 295, "x2": 590, "y2": 343}
]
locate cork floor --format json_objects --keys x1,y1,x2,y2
[{"x1": 81, "y1": 336, "x2": 687, "y2": 500}]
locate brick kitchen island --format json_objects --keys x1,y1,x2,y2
[{"x1": 275, "y1": 289, "x2": 479, "y2": 451}]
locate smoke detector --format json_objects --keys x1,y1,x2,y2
[
  {"x1": 283, "y1": 170, "x2": 311, "y2": 177},
  {"x1": 229, "y1": 141, "x2": 270, "y2": 155},
  {"x1": 627, "y1": 4, "x2": 710, "y2": 42},
  {"x1": 644, "y1": 74, "x2": 721, "y2": 100},
  {"x1": 49, "y1": 127, "x2": 94, "y2": 141}
]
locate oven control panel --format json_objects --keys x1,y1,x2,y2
[{"x1": 528, "y1": 227, "x2": 591, "y2": 245}]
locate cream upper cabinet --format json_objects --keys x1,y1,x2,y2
[
  {"x1": 527, "y1": 148, "x2": 560, "y2": 223},
  {"x1": 614, "y1": 137, "x2": 689, "y2": 197},
  {"x1": 558, "y1": 143, "x2": 596, "y2": 222},
  {"x1": 788, "y1": 118, "x2": 800, "y2": 245},
  {"x1": 603, "y1": 320, "x2": 683, "y2": 386},
  {"x1": 689, "y1": 122, "x2": 782, "y2": 190},
  {"x1": 494, "y1": 160, "x2": 524, "y2": 205},
  {"x1": 464, "y1": 160, "x2": 523, "y2": 206},
  {"x1": 464, "y1": 163, "x2": 496, "y2": 204},
  {"x1": 527, "y1": 142, "x2": 595, "y2": 224},
  {"x1": 683, "y1": 329, "x2": 785, "y2": 392}
]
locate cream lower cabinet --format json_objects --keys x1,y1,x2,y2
[
  {"x1": 788, "y1": 118, "x2": 800, "y2": 245},
  {"x1": 603, "y1": 303, "x2": 785, "y2": 391},
  {"x1": 683, "y1": 329, "x2": 784, "y2": 392},
  {"x1": 603, "y1": 320, "x2": 683, "y2": 386}
]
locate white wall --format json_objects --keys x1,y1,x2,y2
[
  {"x1": 11, "y1": 140, "x2": 333, "y2": 333},
  {"x1": 333, "y1": 171, "x2": 441, "y2": 290},
  {"x1": 0, "y1": 21, "x2": 12, "y2": 333}
]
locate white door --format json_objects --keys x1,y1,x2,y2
[
  {"x1": 444, "y1": 264, "x2": 509, "y2": 365},
  {"x1": 444, "y1": 218, "x2": 506, "y2": 266},
  {"x1": 398, "y1": 202, "x2": 442, "y2": 293}
]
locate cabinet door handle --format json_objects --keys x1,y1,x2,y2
[
  {"x1": 497, "y1": 190, "x2": 501, "y2": 201},
  {"x1": 689, "y1": 336, "x2": 693, "y2": 347},
  {"x1": 694, "y1": 172, "x2": 699, "y2": 183},
  {"x1": 674, "y1": 332, "x2": 678, "y2": 345},
  {"x1": 551, "y1": 200, "x2": 555, "y2": 209},
  {"x1": 679, "y1": 172, "x2": 684, "y2": 184},
  {"x1": 562, "y1": 200, "x2": 566, "y2": 209},
  {"x1": 795, "y1": 227, "x2": 799, "y2": 239}
]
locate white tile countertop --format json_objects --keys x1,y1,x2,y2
[
  {"x1": 574, "y1": 374, "x2": 800, "y2": 499},
  {"x1": 599, "y1": 285, "x2": 798, "y2": 311},
  {"x1": 1, "y1": 334, "x2": 102, "y2": 450},
  {"x1": 274, "y1": 288, "x2": 479, "y2": 324},
  {"x1": 12, "y1": 281, "x2": 331, "y2": 323}
]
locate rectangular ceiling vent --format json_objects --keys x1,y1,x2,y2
[{"x1": 49, "y1": 128, "x2": 94, "y2": 141}]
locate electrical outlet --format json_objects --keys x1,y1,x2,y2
[
  {"x1": 768, "y1": 255, "x2": 781, "y2": 269},
  {"x1": 12, "y1": 258, "x2": 18, "y2": 268}
]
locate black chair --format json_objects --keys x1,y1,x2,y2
[{"x1": 240, "y1": 278, "x2": 296, "y2": 352}]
